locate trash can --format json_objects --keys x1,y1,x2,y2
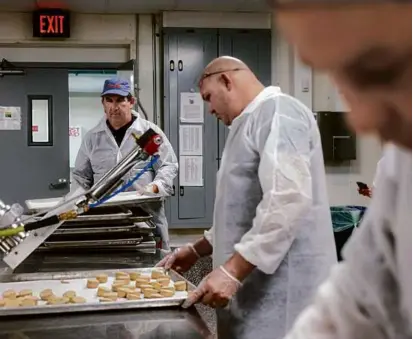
[{"x1": 331, "y1": 205, "x2": 366, "y2": 261}]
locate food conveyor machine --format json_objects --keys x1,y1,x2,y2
[{"x1": 25, "y1": 193, "x2": 163, "y2": 253}]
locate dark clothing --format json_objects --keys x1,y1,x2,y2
[{"x1": 106, "y1": 116, "x2": 137, "y2": 147}]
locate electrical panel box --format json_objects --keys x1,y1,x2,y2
[{"x1": 317, "y1": 111, "x2": 356, "y2": 162}]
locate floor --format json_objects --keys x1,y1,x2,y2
[
  {"x1": 168, "y1": 229, "x2": 216, "y2": 335},
  {"x1": 169, "y1": 229, "x2": 207, "y2": 248}
]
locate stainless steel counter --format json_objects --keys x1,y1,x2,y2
[{"x1": 0, "y1": 250, "x2": 214, "y2": 339}]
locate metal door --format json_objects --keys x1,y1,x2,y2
[
  {"x1": 0, "y1": 68, "x2": 70, "y2": 207},
  {"x1": 217, "y1": 29, "x2": 272, "y2": 166},
  {"x1": 164, "y1": 28, "x2": 218, "y2": 227}
]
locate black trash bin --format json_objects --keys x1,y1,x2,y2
[{"x1": 331, "y1": 205, "x2": 366, "y2": 261}]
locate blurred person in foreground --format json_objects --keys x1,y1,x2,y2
[
  {"x1": 272, "y1": 1, "x2": 412, "y2": 338},
  {"x1": 157, "y1": 56, "x2": 337, "y2": 338}
]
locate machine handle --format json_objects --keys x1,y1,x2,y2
[
  {"x1": 178, "y1": 60, "x2": 183, "y2": 71},
  {"x1": 179, "y1": 186, "x2": 184, "y2": 196},
  {"x1": 172, "y1": 185, "x2": 176, "y2": 196},
  {"x1": 49, "y1": 178, "x2": 68, "y2": 190},
  {"x1": 169, "y1": 60, "x2": 175, "y2": 71}
]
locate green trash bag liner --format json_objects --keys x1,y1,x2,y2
[{"x1": 330, "y1": 206, "x2": 366, "y2": 233}]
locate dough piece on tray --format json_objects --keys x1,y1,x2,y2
[
  {"x1": 98, "y1": 287, "x2": 111, "y2": 297},
  {"x1": 4, "y1": 299, "x2": 21, "y2": 308},
  {"x1": 40, "y1": 289, "x2": 54, "y2": 301},
  {"x1": 47, "y1": 297, "x2": 70, "y2": 305},
  {"x1": 139, "y1": 284, "x2": 153, "y2": 291},
  {"x1": 96, "y1": 274, "x2": 108, "y2": 283},
  {"x1": 115, "y1": 272, "x2": 130, "y2": 281},
  {"x1": 151, "y1": 269, "x2": 164, "y2": 280},
  {"x1": 143, "y1": 289, "x2": 157, "y2": 299},
  {"x1": 126, "y1": 292, "x2": 141, "y2": 300},
  {"x1": 112, "y1": 282, "x2": 129, "y2": 292},
  {"x1": 3, "y1": 289, "x2": 17, "y2": 300},
  {"x1": 161, "y1": 286, "x2": 175, "y2": 293},
  {"x1": 150, "y1": 282, "x2": 162, "y2": 291},
  {"x1": 21, "y1": 297, "x2": 38, "y2": 307},
  {"x1": 102, "y1": 292, "x2": 118, "y2": 301},
  {"x1": 160, "y1": 289, "x2": 175, "y2": 298},
  {"x1": 135, "y1": 277, "x2": 150, "y2": 287},
  {"x1": 117, "y1": 287, "x2": 129, "y2": 298},
  {"x1": 87, "y1": 279, "x2": 99, "y2": 289},
  {"x1": 157, "y1": 278, "x2": 170, "y2": 287},
  {"x1": 129, "y1": 272, "x2": 140, "y2": 281},
  {"x1": 63, "y1": 291, "x2": 76, "y2": 299},
  {"x1": 18, "y1": 289, "x2": 33, "y2": 298},
  {"x1": 174, "y1": 281, "x2": 187, "y2": 291}
]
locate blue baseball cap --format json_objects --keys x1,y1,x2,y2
[{"x1": 101, "y1": 78, "x2": 131, "y2": 97}]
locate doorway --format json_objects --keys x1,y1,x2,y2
[{"x1": 0, "y1": 61, "x2": 135, "y2": 208}]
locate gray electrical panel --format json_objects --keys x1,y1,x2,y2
[
  {"x1": 217, "y1": 29, "x2": 272, "y2": 166},
  {"x1": 163, "y1": 28, "x2": 271, "y2": 228}
]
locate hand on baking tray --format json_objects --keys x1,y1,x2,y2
[
  {"x1": 155, "y1": 243, "x2": 200, "y2": 273},
  {"x1": 182, "y1": 266, "x2": 241, "y2": 309},
  {"x1": 136, "y1": 183, "x2": 160, "y2": 196}
]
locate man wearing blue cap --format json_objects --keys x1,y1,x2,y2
[{"x1": 71, "y1": 78, "x2": 178, "y2": 250}]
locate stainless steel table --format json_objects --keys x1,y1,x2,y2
[{"x1": 0, "y1": 250, "x2": 213, "y2": 339}]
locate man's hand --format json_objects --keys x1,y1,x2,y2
[
  {"x1": 182, "y1": 266, "x2": 242, "y2": 309},
  {"x1": 182, "y1": 252, "x2": 254, "y2": 309},
  {"x1": 137, "y1": 183, "x2": 159, "y2": 196},
  {"x1": 155, "y1": 243, "x2": 200, "y2": 273}
]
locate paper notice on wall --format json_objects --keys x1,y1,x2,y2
[
  {"x1": 0, "y1": 106, "x2": 21, "y2": 130},
  {"x1": 180, "y1": 92, "x2": 204, "y2": 123},
  {"x1": 179, "y1": 125, "x2": 203, "y2": 156},
  {"x1": 179, "y1": 156, "x2": 203, "y2": 187}
]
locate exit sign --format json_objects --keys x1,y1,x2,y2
[{"x1": 33, "y1": 9, "x2": 70, "y2": 38}]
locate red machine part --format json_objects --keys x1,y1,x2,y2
[{"x1": 143, "y1": 134, "x2": 163, "y2": 156}]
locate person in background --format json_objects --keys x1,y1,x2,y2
[
  {"x1": 272, "y1": 1, "x2": 411, "y2": 338},
  {"x1": 157, "y1": 56, "x2": 337, "y2": 338},
  {"x1": 71, "y1": 78, "x2": 178, "y2": 251}
]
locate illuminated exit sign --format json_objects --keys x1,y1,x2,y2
[{"x1": 33, "y1": 9, "x2": 70, "y2": 38}]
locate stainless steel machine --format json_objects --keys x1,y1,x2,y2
[
  {"x1": 0, "y1": 127, "x2": 213, "y2": 338},
  {"x1": 0, "y1": 128, "x2": 164, "y2": 269}
]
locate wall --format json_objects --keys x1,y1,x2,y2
[
  {"x1": 161, "y1": 11, "x2": 382, "y2": 207},
  {"x1": 270, "y1": 15, "x2": 382, "y2": 206},
  {"x1": 0, "y1": 13, "x2": 136, "y2": 62},
  {"x1": 312, "y1": 71, "x2": 382, "y2": 206}
]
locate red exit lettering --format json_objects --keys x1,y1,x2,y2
[{"x1": 39, "y1": 15, "x2": 65, "y2": 34}]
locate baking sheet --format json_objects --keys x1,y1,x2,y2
[
  {"x1": 0, "y1": 268, "x2": 192, "y2": 316},
  {"x1": 25, "y1": 192, "x2": 164, "y2": 212}
]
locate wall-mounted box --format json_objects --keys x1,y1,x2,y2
[{"x1": 317, "y1": 111, "x2": 356, "y2": 162}]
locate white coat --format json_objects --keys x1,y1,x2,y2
[
  {"x1": 71, "y1": 112, "x2": 178, "y2": 250},
  {"x1": 205, "y1": 87, "x2": 337, "y2": 338},
  {"x1": 283, "y1": 143, "x2": 411, "y2": 339}
]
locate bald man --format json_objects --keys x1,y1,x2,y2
[
  {"x1": 157, "y1": 57, "x2": 336, "y2": 338},
  {"x1": 272, "y1": 1, "x2": 412, "y2": 339}
]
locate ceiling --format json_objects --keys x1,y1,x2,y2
[{"x1": 0, "y1": 0, "x2": 271, "y2": 13}]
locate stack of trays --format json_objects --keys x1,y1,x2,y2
[{"x1": 37, "y1": 205, "x2": 157, "y2": 252}]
